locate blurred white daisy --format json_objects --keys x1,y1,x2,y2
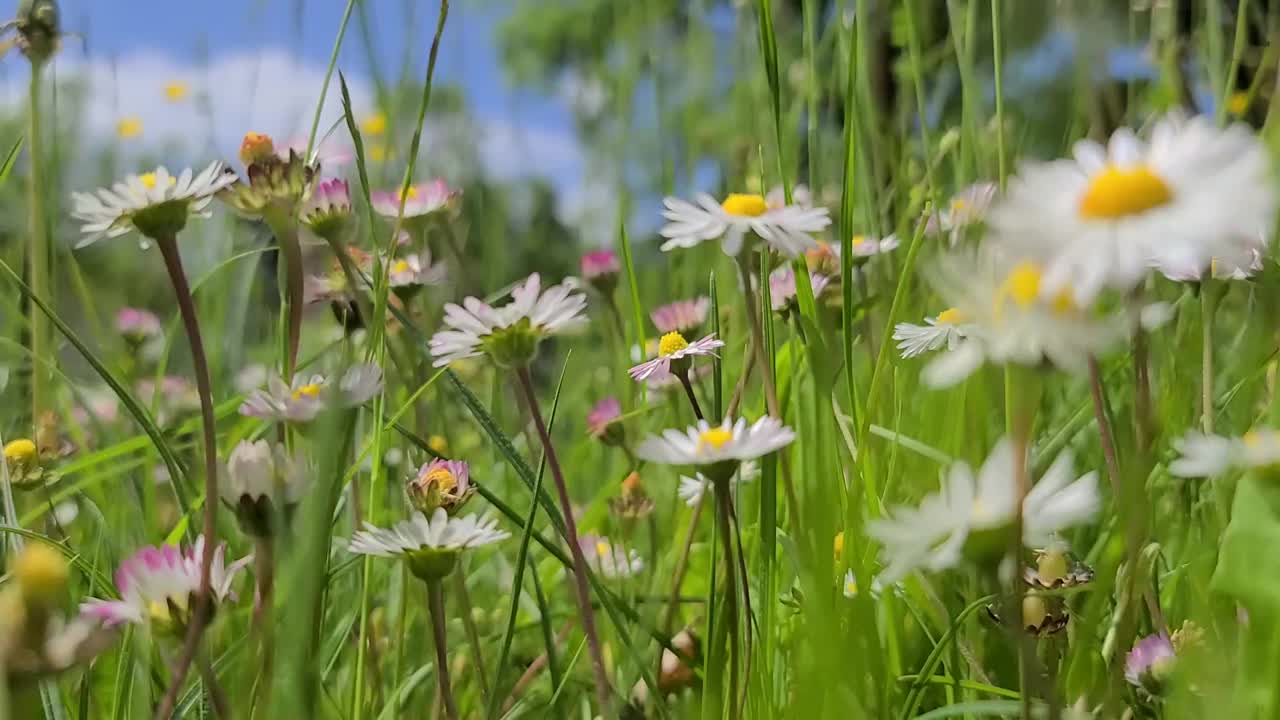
[
  {"x1": 769, "y1": 267, "x2": 831, "y2": 312},
  {"x1": 1153, "y1": 240, "x2": 1265, "y2": 282},
  {"x1": 81, "y1": 536, "x2": 249, "y2": 630},
  {"x1": 389, "y1": 251, "x2": 447, "y2": 292},
  {"x1": 651, "y1": 297, "x2": 710, "y2": 334},
  {"x1": 847, "y1": 233, "x2": 900, "y2": 258},
  {"x1": 371, "y1": 179, "x2": 459, "y2": 220},
  {"x1": 868, "y1": 439, "x2": 1099, "y2": 584},
  {"x1": 921, "y1": 252, "x2": 1126, "y2": 388},
  {"x1": 988, "y1": 114, "x2": 1275, "y2": 303},
  {"x1": 925, "y1": 181, "x2": 997, "y2": 239},
  {"x1": 1170, "y1": 429, "x2": 1280, "y2": 477},
  {"x1": 637, "y1": 417, "x2": 795, "y2": 470},
  {"x1": 429, "y1": 273, "x2": 588, "y2": 368},
  {"x1": 71, "y1": 163, "x2": 235, "y2": 246},
  {"x1": 659, "y1": 192, "x2": 831, "y2": 258},
  {"x1": 579, "y1": 535, "x2": 644, "y2": 579},
  {"x1": 628, "y1": 331, "x2": 724, "y2": 382},
  {"x1": 892, "y1": 308, "x2": 969, "y2": 359},
  {"x1": 765, "y1": 183, "x2": 813, "y2": 209},
  {"x1": 677, "y1": 460, "x2": 759, "y2": 507},
  {"x1": 223, "y1": 439, "x2": 308, "y2": 506},
  {"x1": 239, "y1": 364, "x2": 382, "y2": 422}
]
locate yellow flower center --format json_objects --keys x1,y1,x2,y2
[
  {"x1": 424, "y1": 467, "x2": 457, "y2": 494},
  {"x1": 721, "y1": 193, "x2": 768, "y2": 217},
  {"x1": 139, "y1": 172, "x2": 176, "y2": 190},
  {"x1": 361, "y1": 112, "x2": 388, "y2": 137},
  {"x1": 4, "y1": 438, "x2": 37, "y2": 466},
  {"x1": 1078, "y1": 164, "x2": 1173, "y2": 220},
  {"x1": 116, "y1": 117, "x2": 142, "y2": 139},
  {"x1": 851, "y1": 235, "x2": 866, "y2": 246},
  {"x1": 291, "y1": 383, "x2": 321, "y2": 400},
  {"x1": 622, "y1": 472, "x2": 642, "y2": 495},
  {"x1": 936, "y1": 307, "x2": 965, "y2": 325},
  {"x1": 163, "y1": 81, "x2": 189, "y2": 102},
  {"x1": 658, "y1": 331, "x2": 689, "y2": 357},
  {"x1": 1227, "y1": 92, "x2": 1249, "y2": 117},
  {"x1": 951, "y1": 197, "x2": 968, "y2": 211},
  {"x1": 995, "y1": 263, "x2": 1076, "y2": 314},
  {"x1": 698, "y1": 428, "x2": 733, "y2": 450},
  {"x1": 428, "y1": 435, "x2": 449, "y2": 455},
  {"x1": 844, "y1": 576, "x2": 858, "y2": 596},
  {"x1": 397, "y1": 186, "x2": 420, "y2": 202},
  {"x1": 1244, "y1": 430, "x2": 1264, "y2": 447},
  {"x1": 833, "y1": 531, "x2": 844, "y2": 561},
  {"x1": 368, "y1": 144, "x2": 389, "y2": 162},
  {"x1": 392, "y1": 260, "x2": 410, "y2": 275},
  {"x1": 11, "y1": 543, "x2": 68, "y2": 601},
  {"x1": 595, "y1": 541, "x2": 611, "y2": 558}
]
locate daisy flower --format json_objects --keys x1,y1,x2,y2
[
  {"x1": 1125, "y1": 633, "x2": 1176, "y2": 691},
  {"x1": 429, "y1": 273, "x2": 588, "y2": 368},
  {"x1": 223, "y1": 440, "x2": 308, "y2": 536},
  {"x1": 389, "y1": 251, "x2": 447, "y2": 294},
  {"x1": 608, "y1": 472, "x2": 655, "y2": 520},
  {"x1": 580, "y1": 249, "x2": 621, "y2": 283},
  {"x1": 988, "y1": 114, "x2": 1276, "y2": 303},
  {"x1": 1169, "y1": 429, "x2": 1280, "y2": 477},
  {"x1": 348, "y1": 508, "x2": 509, "y2": 581},
  {"x1": 1153, "y1": 238, "x2": 1265, "y2": 282},
  {"x1": 892, "y1": 308, "x2": 968, "y2": 359},
  {"x1": 847, "y1": 233, "x2": 900, "y2": 258},
  {"x1": 71, "y1": 163, "x2": 235, "y2": 246},
  {"x1": 637, "y1": 417, "x2": 795, "y2": 482},
  {"x1": 651, "y1": 297, "x2": 710, "y2": 334},
  {"x1": 115, "y1": 307, "x2": 162, "y2": 344},
  {"x1": 868, "y1": 439, "x2": 1099, "y2": 584},
  {"x1": 239, "y1": 365, "x2": 382, "y2": 422},
  {"x1": 371, "y1": 179, "x2": 459, "y2": 221},
  {"x1": 586, "y1": 397, "x2": 623, "y2": 440},
  {"x1": 766, "y1": 183, "x2": 813, "y2": 209},
  {"x1": 920, "y1": 252, "x2": 1127, "y2": 388},
  {"x1": 769, "y1": 266, "x2": 831, "y2": 312},
  {"x1": 406, "y1": 459, "x2": 474, "y2": 515},
  {"x1": 579, "y1": 535, "x2": 644, "y2": 579},
  {"x1": 219, "y1": 132, "x2": 317, "y2": 218},
  {"x1": 677, "y1": 461, "x2": 759, "y2": 507},
  {"x1": 81, "y1": 536, "x2": 250, "y2": 631},
  {"x1": 301, "y1": 177, "x2": 352, "y2": 238},
  {"x1": 628, "y1": 331, "x2": 724, "y2": 382},
  {"x1": 925, "y1": 181, "x2": 997, "y2": 239},
  {"x1": 659, "y1": 192, "x2": 831, "y2": 258}
]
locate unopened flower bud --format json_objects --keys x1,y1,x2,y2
[
  {"x1": 407, "y1": 459, "x2": 473, "y2": 515},
  {"x1": 239, "y1": 132, "x2": 276, "y2": 167}
]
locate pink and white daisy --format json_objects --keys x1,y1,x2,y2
[
  {"x1": 80, "y1": 536, "x2": 250, "y2": 629},
  {"x1": 628, "y1": 331, "x2": 724, "y2": 382},
  {"x1": 389, "y1": 250, "x2": 447, "y2": 290},
  {"x1": 580, "y1": 249, "x2": 621, "y2": 281},
  {"x1": 586, "y1": 397, "x2": 623, "y2": 438},
  {"x1": 651, "y1": 297, "x2": 710, "y2": 334},
  {"x1": 769, "y1": 266, "x2": 831, "y2": 311},
  {"x1": 579, "y1": 535, "x2": 644, "y2": 579},
  {"x1": 407, "y1": 459, "x2": 474, "y2": 515},
  {"x1": 371, "y1": 179, "x2": 459, "y2": 220},
  {"x1": 115, "y1": 307, "x2": 162, "y2": 342}
]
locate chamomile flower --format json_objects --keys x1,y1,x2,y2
[
  {"x1": 659, "y1": 192, "x2": 831, "y2": 258},
  {"x1": 389, "y1": 251, "x2": 446, "y2": 294},
  {"x1": 921, "y1": 252, "x2": 1126, "y2": 388},
  {"x1": 769, "y1": 266, "x2": 831, "y2": 312},
  {"x1": 429, "y1": 273, "x2": 588, "y2": 368},
  {"x1": 580, "y1": 535, "x2": 644, "y2": 579},
  {"x1": 348, "y1": 508, "x2": 508, "y2": 581},
  {"x1": 637, "y1": 417, "x2": 795, "y2": 481},
  {"x1": 988, "y1": 114, "x2": 1276, "y2": 303},
  {"x1": 71, "y1": 163, "x2": 235, "y2": 246},
  {"x1": 892, "y1": 308, "x2": 968, "y2": 359},
  {"x1": 81, "y1": 536, "x2": 250, "y2": 631},
  {"x1": 239, "y1": 365, "x2": 382, "y2": 422},
  {"x1": 628, "y1": 331, "x2": 724, "y2": 382},
  {"x1": 1169, "y1": 429, "x2": 1280, "y2": 477},
  {"x1": 677, "y1": 461, "x2": 759, "y2": 507},
  {"x1": 868, "y1": 439, "x2": 1099, "y2": 584},
  {"x1": 406, "y1": 459, "x2": 474, "y2": 515},
  {"x1": 651, "y1": 297, "x2": 710, "y2": 334},
  {"x1": 371, "y1": 179, "x2": 459, "y2": 221}
]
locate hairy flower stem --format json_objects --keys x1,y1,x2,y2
[
  {"x1": 427, "y1": 580, "x2": 459, "y2": 720},
  {"x1": 713, "y1": 479, "x2": 741, "y2": 720},
  {"x1": 663, "y1": 499, "x2": 705, "y2": 634},
  {"x1": 153, "y1": 233, "x2": 222, "y2": 720},
  {"x1": 515, "y1": 367, "x2": 613, "y2": 712},
  {"x1": 736, "y1": 256, "x2": 781, "y2": 418},
  {"x1": 26, "y1": 60, "x2": 50, "y2": 428},
  {"x1": 1004, "y1": 366, "x2": 1040, "y2": 720},
  {"x1": 1086, "y1": 357, "x2": 1121, "y2": 495},
  {"x1": 270, "y1": 219, "x2": 305, "y2": 379},
  {"x1": 453, "y1": 571, "x2": 490, "y2": 705},
  {"x1": 677, "y1": 371, "x2": 705, "y2": 420}
]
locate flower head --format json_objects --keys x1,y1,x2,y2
[
  {"x1": 360, "y1": 112, "x2": 387, "y2": 137},
  {"x1": 629, "y1": 331, "x2": 723, "y2": 383},
  {"x1": 1125, "y1": 633, "x2": 1176, "y2": 692},
  {"x1": 81, "y1": 537, "x2": 249, "y2": 632},
  {"x1": 586, "y1": 397, "x2": 625, "y2": 445},
  {"x1": 71, "y1": 163, "x2": 236, "y2": 244},
  {"x1": 220, "y1": 132, "x2": 317, "y2": 219},
  {"x1": 660, "y1": 192, "x2": 831, "y2": 258},
  {"x1": 893, "y1": 309, "x2": 968, "y2": 359},
  {"x1": 116, "y1": 117, "x2": 142, "y2": 140},
  {"x1": 677, "y1": 461, "x2": 759, "y2": 507},
  {"x1": 1170, "y1": 429, "x2": 1280, "y2": 477},
  {"x1": 407, "y1": 459, "x2": 474, "y2": 515},
  {"x1": 868, "y1": 439, "x2": 1099, "y2": 584},
  {"x1": 608, "y1": 472, "x2": 655, "y2": 520},
  {"x1": 239, "y1": 364, "x2": 382, "y2": 422},
  {"x1": 988, "y1": 114, "x2": 1275, "y2": 303},
  {"x1": 371, "y1": 180, "x2": 459, "y2": 222},
  {"x1": 651, "y1": 297, "x2": 710, "y2": 334},
  {"x1": 926, "y1": 181, "x2": 997, "y2": 240},
  {"x1": 580, "y1": 535, "x2": 644, "y2": 579},
  {"x1": 388, "y1": 250, "x2": 447, "y2": 297},
  {"x1": 115, "y1": 307, "x2": 162, "y2": 345},
  {"x1": 637, "y1": 417, "x2": 794, "y2": 482},
  {"x1": 847, "y1": 233, "x2": 900, "y2": 258},
  {"x1": 223, "y1": 440, "x2": 308, "y2": 536},
  {"x1": 580, "y1": 249, "x2": 621, "y2": 293},
  {"x1": 769, "y1": 267, "x2": 831, "y2": 312},
  {"x1": 348, "y1": 508, "x2": 508, "y2": 581},
  {"x1": 429, "y1": 273, "x2": 588, "y2": 368},
  {"x1": 301, "y1": 177, "x2": 352, "y2": 239}
]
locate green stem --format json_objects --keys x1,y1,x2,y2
[
  {"x1": 27, "y1": 61, "x2": 49, "y2": 429},
  {"x1": 266, "y1": 215, "x2": 304, "y2": 379},
  {"x1": 427, "y1": 580, "x2": 459, "y2": 720},
  {"x1": 1201, "y1": 283, "x2": 1217, "y2": 434},
  {"x1": 991, "y1": 0, "x2": 1007, "y2": 188},
  {"x1": 713, "y1": 479, "x2": 740, "y2": 720},
  {"x1": 454, "y1": 570, "x2": 490, "y2": 706}
]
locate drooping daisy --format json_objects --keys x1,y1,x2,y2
[
  {"x1": 579, "y1": 535, "x2": 644, "y2": 579},
  {"x1": 370, "y1": 179, "x2": 459, "y2": 221},
  {"x1": 769, "y1": 266, "x2": 831, "y2": 312},
  {"x1": 429, "y1": 273, "x2": 588, "y2": 368},
  {"x1": 677, "y1": 460, "x2": 759, "y2": 507},
  {"x1": 71, "y1": 163, "x2": 236, "y2": 246},
  {"x1": 81, "y1": 537, "x2": 250, "y2": 631},
  {"x1": 637, "y1": 417, "x2": 795, "y2": 482},
  {"x1": 892, "y1": 308, "x2": 968, "y2": 359},
  {"x1": 628, "y1": 331, "x2": 724, "y2": 382},
  {"x1": 348, "y1": 508, "x2": 508, "y2": 581},
  {"x1": 651, "y1": 297, "x2": 710, "y2": 334},
  {"x1": 389, "y1": 251, "x2": 447, "y2": 295},
  {"x1": 1169, "y1": 429, "x2": 1280, "y2": 477},
  {"x1": 920, "y1": 251, "x2": 1127, "y2": 388},
  {"x1": 988, "y1": 114, "x2": 1276, "y2": 303},
  {"x1": 406, "y1": 459, "x2": 474, "y2": 515},
  {"x1": 868, "y1": 439, "x2": 1099, "y2": 584},
  {"x1": 223, "y1": 440, "x2": 309, "y2": 536},
  {"x1": 659, "y1": 192, "x2": 831, "y2": 258}
]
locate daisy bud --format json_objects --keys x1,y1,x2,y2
[
  {"x1": 608, "y1": 472, "x2": 655, "y2": 521},
  {"x1": 301, "y1": 177, "x2": 352, "y2": 240},
  {"x1": 586, "y1": 397, "x2": 625, "y2": 447},
  {"x1": 115, "y1": 307, "x2": 162, "y2": 346},
  {"x1": 1125, "y1": 633, "x2": 1176, "y2": 696},
  {"x1": 580, "y1": 249, "x2": 620, "y2": 294},
  {"x1": 15, "y1": 0, "x2": 60, "y2": 64},
  {"x1": 239, "y1": 132, "x2": 276, "y2": 167},
  {"x1": 11, "y1": 542, "x2": 68, "y2": 607},
  {"x1": 406, "y1": 459, "x2": 474, "y2": 516}
]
